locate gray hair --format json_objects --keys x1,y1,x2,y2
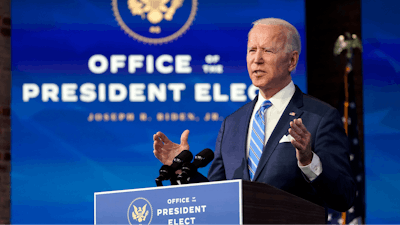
[{"x1": 249, "y1": 18, "x2": 301, "y2": 55}]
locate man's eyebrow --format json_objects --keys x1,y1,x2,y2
[
  {"x1": 247, "y1": 46, "x2": 275, "y2": 51},
  {"x1": 263, "y1": 47, "x2": 276, "y2": 51}
]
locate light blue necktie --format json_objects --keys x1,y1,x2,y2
[{"x1": 248, "y1": 100, "x2": 272, "y2": 180}]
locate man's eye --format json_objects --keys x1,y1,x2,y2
[{"x1": 249, "y1": 49, "x2": 255, "y2": 52}]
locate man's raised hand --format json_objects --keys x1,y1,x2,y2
[
  {"x1": 288, "y1": 118, "x2": 313, "y2": 166},
  {"x1": 153, "y1": 130, "x2": 190, "y2": 165}
]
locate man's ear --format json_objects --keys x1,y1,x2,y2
[{"x1": 288, "y1": 51, "x2": 299, "y2": 73}]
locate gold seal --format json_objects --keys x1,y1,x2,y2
[
  {"x1": 127, "y1": 197, "x2": 153, "y2": 225},
  {"x1": 112, "y1": 0, "x2": 198, "y2": 44}
]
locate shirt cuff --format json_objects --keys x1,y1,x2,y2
[{"x1": 297, "y1": 152, "x2": 323, "y2": 182}]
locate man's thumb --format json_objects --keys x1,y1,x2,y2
[{"x1": 180, "y1": 129, "x2": 190, "y2": 148}]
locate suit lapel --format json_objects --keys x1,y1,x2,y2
[
  {"x1": 253, "y1": 86, "x2": 304, "y2": 181},
  {"x1": 239, "y1": 95, "x2": 258, "y2": 181}
]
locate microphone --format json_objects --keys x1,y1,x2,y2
[
  {"x1": 176, "y1": 162, "x2": 196, "y2": 184},
  {"x1": 170, "y1": 150, "x2": 193, "y2": 171},
  {"x1": 192, "y1": 148, "x2": 214, "y2": 169},
  {"x1": 156, "y1": 150, "x2": 193, "y2": 186},
  {"x1": 177, "y1": 148, "x2": 214, "y2": 184},
  {"x1": 155, "y1": 165, "x2": 174, "y2": 186}
]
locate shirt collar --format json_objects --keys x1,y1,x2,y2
[{"x1": 255, "y1": 80, "x2": 295, "y2": 111}]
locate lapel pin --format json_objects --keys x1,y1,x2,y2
[{"x1": 289, "y1": 112, "x2": 296, "y2": 116}]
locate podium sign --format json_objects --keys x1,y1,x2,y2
[{"x1": 95, "y1": 180, "x2": 242, "y2": 224}]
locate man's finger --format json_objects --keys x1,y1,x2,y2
[
  {"x1": 180, "y1": 129, "x2": 190, "y2": 148},
  {"x1": 153, "y1": 140, "x2": 163, "y2": 150},
  {"x1": 295, "y1": 118, "x2": 309, "y2": 133},
  {"x1": 153, "y1": 149, "x2": 162, "y2": 159},
  {"x1": 153, "y1": 137, "x2": 164, "y2": 147},
  {"x1": 153, "y1": 142, "x2": 164, "y2": 153},
  {"x1": 153, "y1": 133, "x2": 161, "y2": 141},
  {"x1": 290, "y1": 120, "x2": 304, "y2": 135},
  {"x1": 157, "y1": 131, "x2": 171, "y2": 144},
  {"x1": 154, "y1": 149, "x2": 166, "y2": 158},
  {"x1": 288, "y1": 128, "x2": 302, "y2": 142},
  {"x1": 294, "y1": 119, "x2": 311, "y2": 145},
  {"x1": 295, "y1": 118, "x2": 302, "y2": 125},
  {"x1": 154, "y1": 151, "x2": 170, "y2": 165},
  {"x1": 291, "y1": 139, "x2": 304, "y2": 151}
]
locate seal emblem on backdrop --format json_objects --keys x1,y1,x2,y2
[
  {"x1": 112, "y1": 0, "x2": 198, "y2": 44},
  {"x1": 127, "y1": 197, "x2": 153, "y2": 225}
]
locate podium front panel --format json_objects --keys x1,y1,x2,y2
[{"x1": 95, "y1": 180, "x2": 242, "y2": 224}]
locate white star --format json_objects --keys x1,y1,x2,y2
[{"x1": 350, "y1": 217, "x2": 362, "y2": 224}]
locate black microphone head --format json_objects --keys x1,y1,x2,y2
[
  {"x1": 176, "y1": 162, "x2": 194, "y2": 184},
  {"x1": 171, "y1": 150, "x2": 193, "y2": 170},
  {"x1": 181, "y1": 162, "x2": 195, "y2": 173},
  {"x1": 192, "y1": 148, "x2": 214, "y2": 168},
  {"x1": 158, "y1": 165, "x2": 173, "y2": 180},
  {"x1": 159, "y1": 165, "x2": 171, "y2": 173}
]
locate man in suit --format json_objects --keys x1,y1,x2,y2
[{"x1": 153, "y1": 18, "x2": 355, "y2": 212}]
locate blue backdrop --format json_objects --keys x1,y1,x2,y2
[
  {"x1": 11, "y1": 0, "x2": 306, "y2": 223},
  {"x1": 12, "y1": 0, "x2": 400, "y2": 223},
  {"x1": 362, "y1": 0, "x2": 400, "y2": 223}
]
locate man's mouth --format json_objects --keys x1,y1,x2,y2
[{"x1": 253, "y1": 70, "x2": 266, "y2": 75}]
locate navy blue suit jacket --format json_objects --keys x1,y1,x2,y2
[{"x1": 207, "y1": 85, "x2": 356, "y2": 212}]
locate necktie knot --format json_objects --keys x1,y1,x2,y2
[{"x1": 258, "y1": 100, "x2": 272, "y2": 117}]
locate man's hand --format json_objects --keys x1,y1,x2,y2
[
  {"x1": 288, "y1": 118, "x2": 313, "y2": 166},
  {"x1": 153, "y1": 130, "x2": 190, "y2": 166}
]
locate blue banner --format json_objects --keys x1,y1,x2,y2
[
  {"x1": 11, "y1": 0, "x2": 306, "y2": 223},
  {"x1": 362, "y1": 0, "x2": 400, "y2": 223}
]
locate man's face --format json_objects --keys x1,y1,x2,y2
[{"x1": 247, "y1": 24, "x2": 293, "y2": 94}]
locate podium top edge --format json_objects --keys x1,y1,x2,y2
[{"x1": 94, "y1": 179, "x2": 242, "y2": 196}]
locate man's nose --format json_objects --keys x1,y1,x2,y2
[{"x1": 254, "y1": 50, "x2": 263, "y2": 64}]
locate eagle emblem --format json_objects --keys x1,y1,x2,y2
[
  {"x1": 127, "y1": 0, "x2": 184, "y2": 33},
  {"x1": 132, "y1": 204, "x2": 149, "y2": 222},
  {"x1": 334, "y1": 32, "x2": 363, "y2": 59},
  {"x1": 112, "y1": 0, "x2": 196, "y2": 44}
]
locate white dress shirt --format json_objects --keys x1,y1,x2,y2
[{"x1": 246, "y1": 81, "x2": 322, "y2": 181}]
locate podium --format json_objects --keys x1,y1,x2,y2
[{"x1": 95, "y1": 180, "x2": 325, "y2": 224}]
